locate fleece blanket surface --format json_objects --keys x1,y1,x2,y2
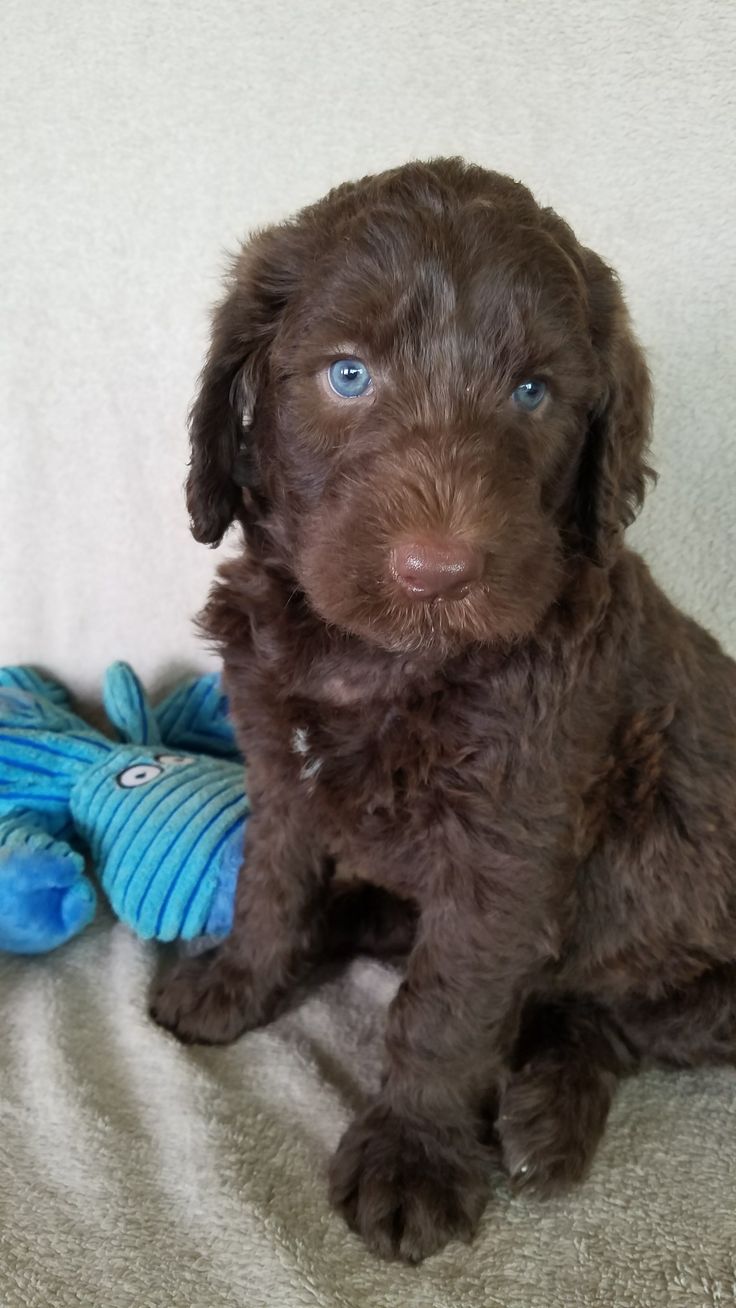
[{"x1": 1, "y1": 911, "x2": 735, "y2": 1308}]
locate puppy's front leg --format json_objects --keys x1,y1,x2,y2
[
  {"x1": 329, "y1": 891, "x2": 546, "y2": 1262},
  {"x1": 150, "y1": 772, "x2": 329, "y2": 1044}
]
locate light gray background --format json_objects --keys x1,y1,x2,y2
[{"x1": 1, "y1": 0, "x2": 734, "y2": 697}]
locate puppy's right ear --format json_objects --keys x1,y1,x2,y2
[{"x1": 186, "y1": 223, "x2": 309, "y2": 545}]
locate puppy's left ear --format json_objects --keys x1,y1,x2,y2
[
  {"x1": 574, "y1": 250, "x2": 655, "y2": 566},
  {"x1": 186, "y1": 223, "x2": 310, "y2": 546}
]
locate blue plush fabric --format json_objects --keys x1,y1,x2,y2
[{"x1": 0, "y1": 663, "x2": 248, "y2": 952}]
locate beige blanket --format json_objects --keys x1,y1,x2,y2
[{"x1": 2, "y1": 905, "x2": 735, "y2": 1308}]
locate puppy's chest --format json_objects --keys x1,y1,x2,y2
[{"x1": 287, "y1": 698, "x2": 498, "y2": 835}]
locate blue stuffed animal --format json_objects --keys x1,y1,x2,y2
[{"x1": 0, "y1": 664, "x2": 248, "y2": 953}]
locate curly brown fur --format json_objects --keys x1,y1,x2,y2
[{"x1": 150, "y1": 158, "x2": 736, "y2": 1262}]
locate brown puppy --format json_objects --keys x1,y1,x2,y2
[{"x1": 151, "y1": 158, "x2": 736, "y2": 1263}]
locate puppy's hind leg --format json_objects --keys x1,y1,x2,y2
[
  {"x1": 615, "y1": 962, "x2": 736, "y2": 1067},
  {"x1": 497, "y1": 997, "x2": 637, "y2": 1194}
]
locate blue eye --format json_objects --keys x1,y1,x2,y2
[
  {"x1": 512, "y1": 380, "x2": 547, "y2": 411},
  {"x1": 328, "y1": 358, "x2": 372, "y2": 398}
]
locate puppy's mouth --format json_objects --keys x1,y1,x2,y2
[
  {"x1": 301, "y1": 557, "x2": 509, "y2": 657},
  {"x1": 373, "y1": 581, "x2": 495, "y2": 655},
  {"x1": 298, "y1": 527, "x2": 565, "y2": 658}
]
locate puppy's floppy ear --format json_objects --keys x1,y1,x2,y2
[
  {"x1": 186, "y1": 223, "x2": 310, "y2": 545},
  {"x1": 574, "y1": 250, "x2": 655, "y2": 565}
]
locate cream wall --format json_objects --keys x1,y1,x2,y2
[{"x1": 2, "y1": 0, "x2": 734, "y2": 698}]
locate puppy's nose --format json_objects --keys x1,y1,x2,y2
[{"x1": 391, "y1": 539, "x2": 483, "y2": 599}]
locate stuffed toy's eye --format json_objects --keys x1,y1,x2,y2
[
  {"x1": 511, "y1": 380, "x2": 547, "y2": 411},
  {"x1": 327, "y1": 358, "x2": 372, "y2": 398},
  {"x1": 116, "y1": 763, "x2": 163, "y2": 789},
  {"x1": 155, "y1": 754, "x2": 194, "y2": 766}
]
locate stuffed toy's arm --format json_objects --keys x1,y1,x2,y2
[
  {"x1": 0, "y1": 813, "x2": 96, "y2": 954},
  {"x1": 0, "y1": 667, "x2": 109, "y2": 953},
  {"x1": 153, "y1": 673, "x2": 242, "y2": 760}
]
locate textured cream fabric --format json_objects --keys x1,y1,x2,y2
[
  {"x1": 2, "y1": 2, "x2": 736, "y2": 1305},
  {"x1": 4, "y1": 910, "x2": 736, "y2": 1308},
  {"x1": 2, "y1": 911, "x2": 736, "y2": 1308}
]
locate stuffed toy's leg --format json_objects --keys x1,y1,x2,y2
[{"x1": 0, "y1": 816, "x2": 97, "y2": 954}]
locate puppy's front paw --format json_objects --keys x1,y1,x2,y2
[
  {"x1": 150, "y1": 954, "x2": 260, "y2": 1045},
  {"x1": 329, "y1": 1102, "x2": 490, "y2": 1263}
]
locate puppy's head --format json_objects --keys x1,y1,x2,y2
[{"x1": 188, "y1": 159, "x2": 652, "y2": 656}]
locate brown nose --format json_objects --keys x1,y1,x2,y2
[{"x1": 391, "y1": 539, "x2": 483, "y2": 599}]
